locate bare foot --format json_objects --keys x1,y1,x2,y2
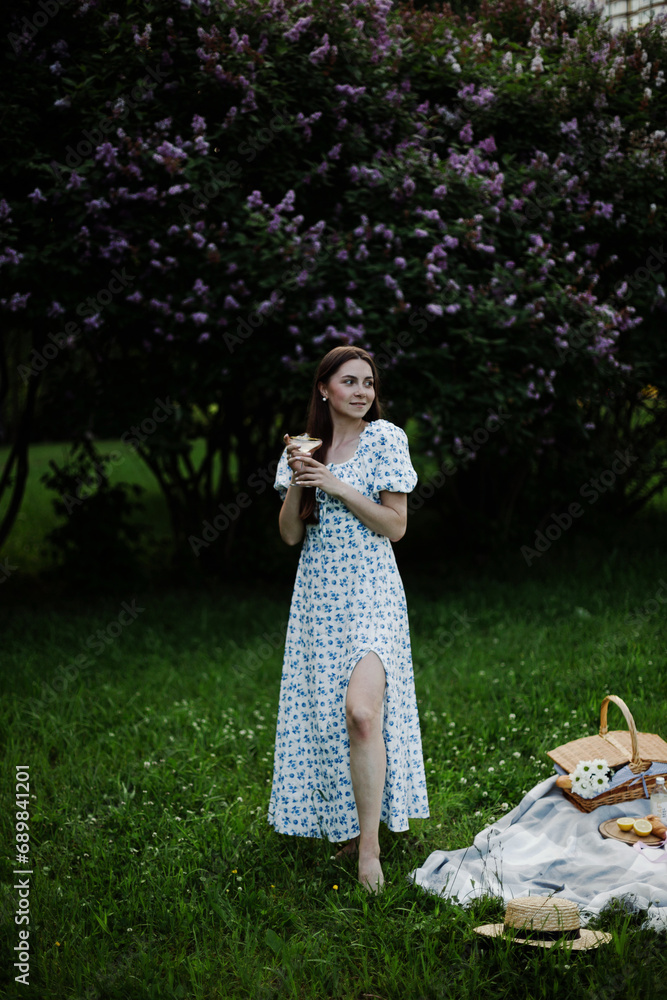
[
  {"x1": 358, "y1": 852, "x2": 384, "y2": 894},
  {"x1": 335, "y1": 836, "x2": 360, "y2": 860}
]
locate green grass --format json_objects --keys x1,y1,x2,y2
[
  {"x1": 1, "y1": 530, "x2": 667, "y2": 998},
  {"x1": 2, "y1": 439, "x2": 667, "y2": 997}
]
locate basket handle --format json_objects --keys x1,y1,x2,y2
[{"x1": 599, "y1": 694, "x2": 643, "y2": 772}]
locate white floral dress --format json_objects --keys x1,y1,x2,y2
[{"x1": 268, "y1": 418, "x2": 430, "y2": 842}]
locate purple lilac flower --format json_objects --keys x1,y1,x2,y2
[
  {"x1": 593, "y1": 201, "x2": 613, "y2": 219},
  {"x1": 274, "y1": 190, "x2": 295, "y2": 215},
  {"x1": 6, "y1": 292, "x2": 31, "y2": 311},
  {"x1": 309, "y1": 33, "x2": 337, "y2": 64},
  {"x1": 0, "y1": 247, "x2": 23, "y2": 267},
  {"x1": 224, "y1": 296, "x2": 240, "y2": 310},
  {"x1": 458, "y1": 122, "x2": 473, "y2": 144},
  {"x1": 86, "y1": 198, "x2": 111, "y2": 214},
  {"x1": 153, "y1": 141, "x2": 188, "y2": 173},
  {"x1": 477, "y1": 136, "x2": 497, "y2": 154},
  {"x1": 344, "y1": 324, "x2": 364, "y2": 340},
  {"x1": 334, "y1": 84, "x2": 366, "y2": 102},
  {"x1": 283, "y1": 16, "x2": 313, "y2": 43}
]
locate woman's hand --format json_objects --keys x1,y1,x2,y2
[{"x1": 287, "y1": 451, "x2": 342, "y2": 498}]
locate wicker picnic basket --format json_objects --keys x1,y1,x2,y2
[{"x1": 547, "y1": 695, "x2": 667, "y2": 813}]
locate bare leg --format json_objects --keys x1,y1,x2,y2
[{"x1": 346, "y1": 651, "x2": 386, "y2": 893}]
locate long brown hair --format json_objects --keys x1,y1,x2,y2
[{"x1": 298, "y1": 346, "x2": 383, "y2": 523}]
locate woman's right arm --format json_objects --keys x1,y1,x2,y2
[
  {"x1": 279, "y1": 478, "x2": 305, "y2": 546},
  {"x1": 278, "y1": 437, "x2": 306, "y2": 546}
]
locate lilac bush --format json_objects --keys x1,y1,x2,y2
[{"x1": 1, "y1": 0, "x2": 666, "y2": 569}]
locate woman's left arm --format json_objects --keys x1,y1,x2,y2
[{"x1": 291, "y1": 456, "x2": 407, "y2": 542}]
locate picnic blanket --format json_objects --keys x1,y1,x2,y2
[{"x1": 409, "y1": 775, "x2": 667, "y2": 931}]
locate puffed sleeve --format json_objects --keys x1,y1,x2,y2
[
  {"x1": 373, "y1": 421, "x2": 418, "y2": 494},
  {"x1": 274, "y1": 446, "x2": 292, "y2": 502}
]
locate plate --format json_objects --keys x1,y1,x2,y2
[{"x1": 598, "y1": 818, "x2": 664, "y2": 846}]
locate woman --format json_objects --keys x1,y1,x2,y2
[{"x1": 269, "y1": 345, "x2": 429, "y2": 892}]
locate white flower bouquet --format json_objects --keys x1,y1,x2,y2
[{"x1": 570, "y1": 759, "x2": 612, "y2": 799}]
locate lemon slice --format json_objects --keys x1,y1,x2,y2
[
  {"x1": 633, "y1": 818, "x2": 653, "y2": 837},
  {"x1": 616, "y1": 817, "x2": 636, "y2": 831}
]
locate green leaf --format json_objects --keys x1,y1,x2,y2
[{"x1": 265, "y1": 928, "x2": 284, "y2": 955}]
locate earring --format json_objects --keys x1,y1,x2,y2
[{"x1": 322, "y1": 396, "x2": 327, "y2": 402}]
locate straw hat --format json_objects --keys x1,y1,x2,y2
[{"x1": 474, "y1": 896, "x2": 612, "y2": 950}]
